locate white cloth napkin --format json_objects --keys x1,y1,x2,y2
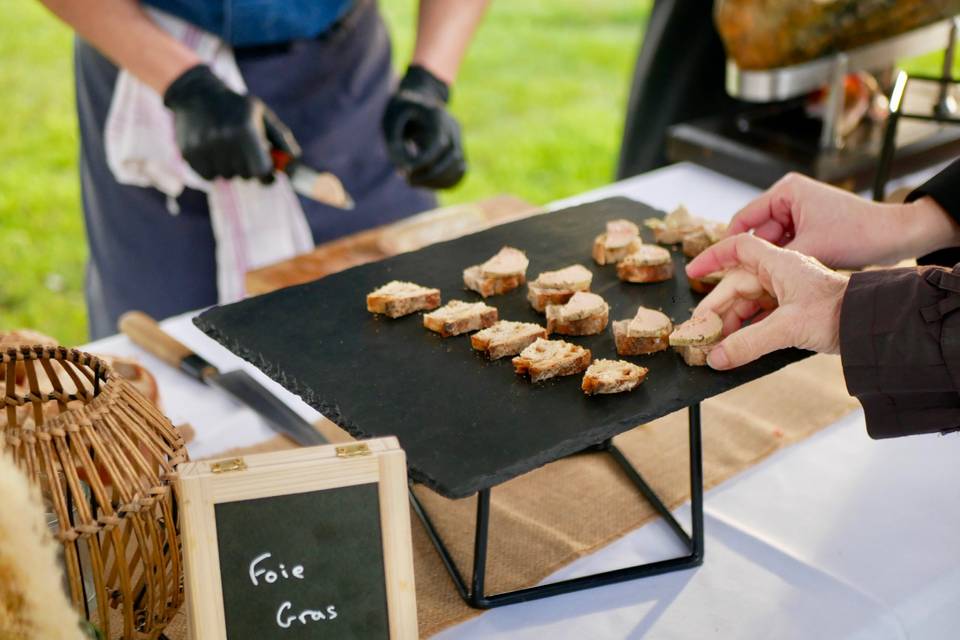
[{"x1": 103, "y1": 9, "x2": 314, "y2": 303}]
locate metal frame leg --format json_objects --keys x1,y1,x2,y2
[
  {"x1": 410, "y1": 403, "x2": 705, "y2": 609},
  {"x1": 873, "y1": 71, "x2": 908, "y2": 202}
]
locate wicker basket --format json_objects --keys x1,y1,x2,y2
[{"x1": 1, "y1": 343, "x2": 187, "y2": 639}]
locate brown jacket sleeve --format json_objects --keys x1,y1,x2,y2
[
  {"x1": 840, "y1": 264, "x2": 960, "y2": 438},
  {"x1": 914, "y1": 157, "x2": 960, "y2": 267},
  {"x1": 839, "y1": 159, "x2": 960, "y2": 438}
]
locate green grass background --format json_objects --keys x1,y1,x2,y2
[{"x1": 0, "y1": 1, "x2": 954, "y2": 345}]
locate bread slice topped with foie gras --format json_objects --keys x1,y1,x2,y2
[
  {"x1": 644, "y1": 204, "x2": 702, "y2": 245},
  {"x1": 545, "y1": 291, "x2": 609, "y2": 336},
  {"x1": 512, "y1": 338, "x2": 592, "y2": 383},
  {"x1": 669, "y1": 310, "x2": 723, "y2": 366},
  {"x1": 582, "y1": 359, "x2": 648, "y2": 395},
  {"x1": 616, "y1": 245, "x2": 674, "y2": 283},
  {"x1": 527, "y1": 264, "x2": 593, "y2": 312},
  {"x1": 612, "y1": 306, "x2": 673, "y2": 355},
  {"x1": 463, "y1": 246, "x2": 529, "y2": 297},
  {"x1": 366, "y1": 280, "x2": 441, "y2": 318},
  {"x1": 471, "y1": 321, "x2": 547, "y2": 359},
  {"x1": 423, "y1": 300, "x2": 498, "y2": 337},
  {"x1": 682, "y1": 222, "x2": 726, "y2": 258},
  {"x1": 592, "y1": 219, "x2": 642, "y2": 265}
]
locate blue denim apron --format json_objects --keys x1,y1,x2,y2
[{"x1": 75, "y1": 0, "x2": 436, "y2": 339}]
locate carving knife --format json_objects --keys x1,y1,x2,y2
[
  {"x1": 118, "y1": 311, "x2": 326, "y2": 446},
  {"x1": 263, "y1": 107, "x2": 354, "y2": 210}
]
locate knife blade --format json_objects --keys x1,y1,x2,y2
[
  {"x1": 118, "y1": 311, "x2": 326, "y2": 446},
  {"x1": 270, "y1": 149, "x2": 354, "y2": 210}
]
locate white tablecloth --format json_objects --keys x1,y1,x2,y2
[{"x1": 85, "y1": 163, "x2": 960, "y2": 639}]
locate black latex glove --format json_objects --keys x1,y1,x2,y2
[
  {"x1": 163, "y1": 64, "x2": 300, "y2": 183},
  {"x1": 382, "y1": 65, "x2": 466, "y2": 190}
]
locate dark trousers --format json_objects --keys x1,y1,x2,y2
[
  {"x1": 75, "y1": 0, "x2": 436, "y2": 339},
  {"x1": 617, "y1": 0, "x2": 737, "y2": 178}
]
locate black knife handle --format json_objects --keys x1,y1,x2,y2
[{"x1": 118, "y1": 311, "x2": 218, "y2": 382}]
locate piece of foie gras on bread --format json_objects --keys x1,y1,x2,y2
[
  {"x1": 423, "y1": 300, "x2": 498, "y2": 337},
  {"x1": 616, "y1": 245, "x2": 674, "y2": 283},
  {"x1": 464, "y1": 246, "x2": 529, "y2": 297},
  {"x1": 545, "y1": 291, "x2": 609, "y2": 336},
  {"x1": 527, "y1": 264, "x2": 593, "y2": 312},
  {"x1": 367, "y1": 280, "x2": 441, "y2": 318},
  {"x1": 669, "y1": 310, "x2": 722, "y2": 366},
  {"x1": 645, "y1": 204, "x2": 704, "y2": 245},
  {"x1": 682, "y1": 222, "x2": 727, "y2": 258},
  {"x1": 612, "y1": 306, "x2": 672, "y2": 355},
  {"x1": 582, "y1": 359, "x2": 648, "y2": 395},
  {"x1": 471, "y1": 321, "x2": 547, "y2": 359},
  {"x1": 593, "y1": 219, "x2": 642, "y2": 265},
  {"x1": 512, "y1": 338, "x2": 592, "y2": 383}
]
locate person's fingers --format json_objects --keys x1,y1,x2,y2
[
  {"x1": 686, "y1": 233, "x2": 791, "y2": 279},
  {"x1": 752, "y1": 218, "x2": 788, "y2": 245},
  {"x1": 720, "y1": 298, "x2": 764, "y2": 336},
  {"x1": 707, "y1": 310, "x2": 794, "y2": 370},
  {"x1": 694, "y1": 268, "x2": 767, "y2": 322},
  {"x1": 726, "y1": 175, "x2": 799, "y2": 237}
]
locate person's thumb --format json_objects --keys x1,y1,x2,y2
[{"x1": 707, "y1": 311, "x2": 793, "y2": 370}]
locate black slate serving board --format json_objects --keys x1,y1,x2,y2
[{"x1": 195, "y1": 197, "x2": 811, "y2": 499}]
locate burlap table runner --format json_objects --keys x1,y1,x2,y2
[{"x1": 160, "y1": 354, "x2": 858, "y2": 638}]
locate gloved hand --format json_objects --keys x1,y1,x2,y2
[
  {"x1": 382, "y1": 65, "x2": 466, "y2": 189},
  {"x1": 163, "y1": 64, "x2": 299, "y2": 183}
]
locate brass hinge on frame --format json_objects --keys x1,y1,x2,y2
[
  {"x1": 210, "y1": 458, "x2": 247, "y2": 474},
  {"x1": 336, "y1": 443, "x2": 371, "y2": 458}
]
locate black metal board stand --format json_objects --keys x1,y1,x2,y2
[{"x1": 409, "y1": 403, "x2": 704, "y2": 609}]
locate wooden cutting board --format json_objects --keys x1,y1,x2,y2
[{"x1": 245, "y1": 195, "x2": 540, "y2": 295}]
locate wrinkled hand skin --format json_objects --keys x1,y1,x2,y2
[
  {"x1": 686, "y1": 234, "x2": 848, "y2": 370},
  {"x1": 724, "y1": 172, "x2": 960, "y2": 270}
]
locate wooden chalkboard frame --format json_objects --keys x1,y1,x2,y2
[{"x1": 176, "y1": 437, "x2": 417, "y2": 639}]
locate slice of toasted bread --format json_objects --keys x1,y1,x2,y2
[
  {"x1": 546, "y1": 292, "x2": 609, "y2": 335},
  {"x1": 548, "y1": 313, "x2": 609, "y2": 336},
  {"x1": 512, "y1": 338, "x2": 592, "y2": 382},
  {"x1": 604, "y1": 219, "x2": 640, "y2": 250},
  {"x1": 527, "y1": 265, "x2": 593, "y2": 312},
  {"x1": 676, "y1": 344, "x2": 715, "y2": 366},
  {"x1": 582, "y1": 359, "x2": 648, "y2": 395},
  {"x1": 645, "y1": 205, "x2": 705, "y2": 245},
  {"x1": 367, "y1": 281, "x2": 441, "y2": 318},
  {"x1": 681, "y1": 229, "x2": 711, "y2": 258},
  {"x1": 593, "y1": 234, "x2": 642, "y2": 265},
  {"x1": 463, "y1": 265, "x2": 525, "y2": 298},
  {"x1": 612, "y1": 320, "x2": 669, "y2": 355},
  {"x1": 527, "y1": 284, "x2": 577, "y2": 313},
  {"x1": 532, "y1": 264, "x2": 593, "y2": 291},
  {"x1": 616, "y1": 245, "x2": 674, "y2": 283},
  {"x1": 471, "y1": 321, "x2": 547, "y2": 359},
  {"x1": 480, "y1": 246, "x2": 529, "y2": 278},
  {"x1": 689, "y1": 271, "x2": 723, "y2": 294},
  {"x1": 669, "y1": 311, "x2": 722, "y2": 347},
  {"x1": 627, "y1": 306, "x2": 672, "y2": 338},
  {"x1": 682, "y1": 222, "x2": 727, "y2": 258},
  {"x1": 423, "y1": 300, "x2": 498, "y2": 337}
]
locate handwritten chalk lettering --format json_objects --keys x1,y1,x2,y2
[
  {"x1": 249, "y1": 552, "x2": 305, "y2": 587},
  {"x1": 276, "y1": 601, "x2": 339, "y2": 628}
]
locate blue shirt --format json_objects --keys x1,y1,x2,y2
[{"x1": 142, "y1": 0, "x2": 355, "y2": 47}]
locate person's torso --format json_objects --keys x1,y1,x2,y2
[{"x1": 140, "y1": 0, "x2": 355, "y2": 47}]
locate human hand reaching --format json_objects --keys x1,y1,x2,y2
[
  {"x1": 686, "y1": 233, "x2": 849, "y2": 370},
  {"x1": 727, "y1": 172, "x2": 959, "y2": 269}
]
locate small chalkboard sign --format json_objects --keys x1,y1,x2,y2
[{"x1": 176, "y1": 437, "x2": 417, "y2": 639}]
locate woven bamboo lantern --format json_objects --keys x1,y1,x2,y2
[{"x1": 1, "y1": 343, "x2": 187, "y2": 639}]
